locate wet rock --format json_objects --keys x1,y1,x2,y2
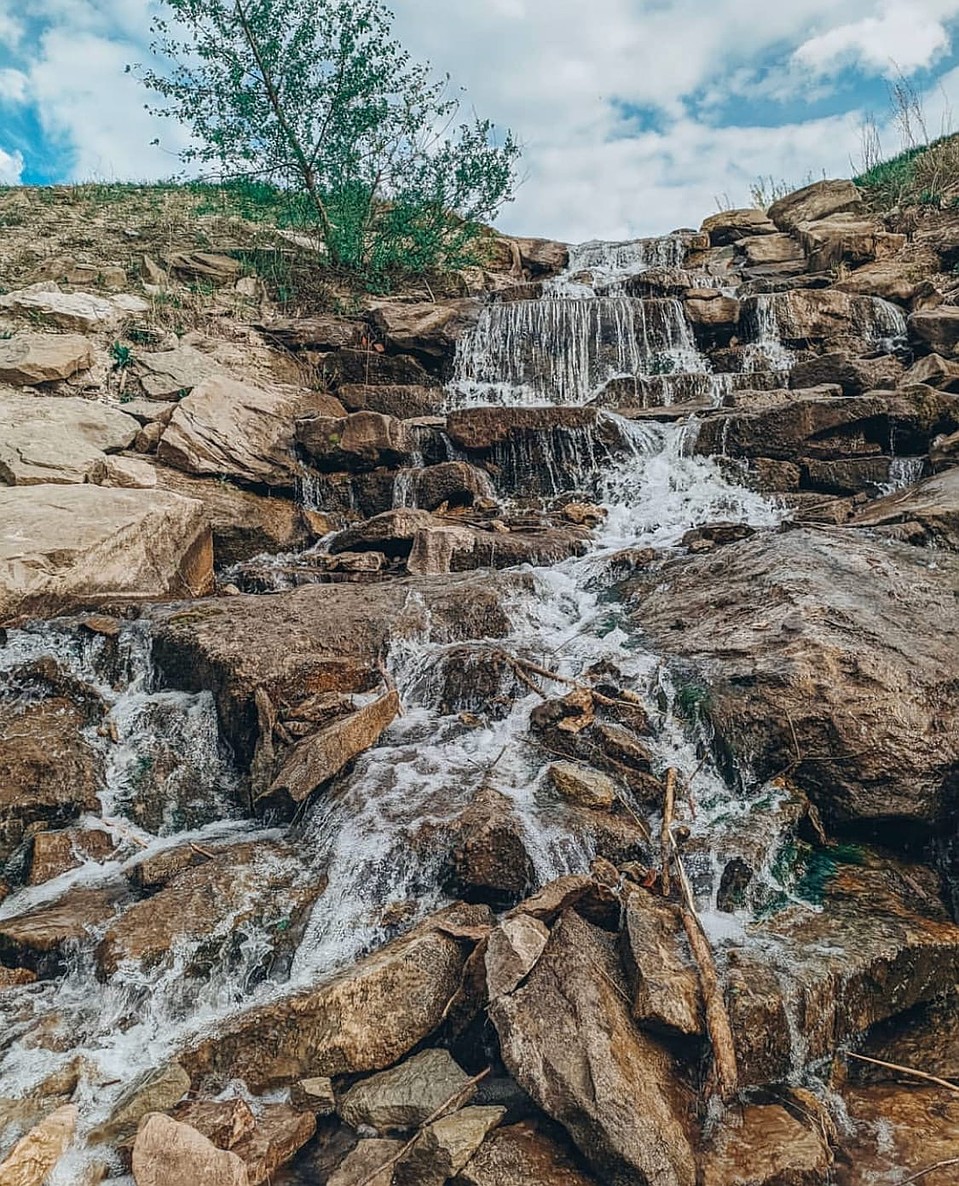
[
  {"x1": 902, "y1": 352, "x2": 959, "y2": 392},
  {"x1": 96, "y1": 842, "x2": 319, "y2": 978},
  {"x1": 463, "y1": 525, "x2": 590, "y2": 570},
  {"x1": 634, "y1": 529, "x2": 959, "y2": 834},
  {"x1": 0, "y1": 393, "x2": 139, "y2": 485},
  {"x1": 410, "y1": 462, "x2": 494, "y2": 511},
  {"x1": 909, "y1": 306, "x2": 959, "y2": 356},
  {"x1": 832, "y1": 259, "x2": 921, "y2": 304},
  {"x1": 485, "y1": 914, "x2": 549, "y2": 1000},
  {"x1": 701, "y1": 209, "x2": 777, "y2": 247},
  {"x1": 0, "y1": 967, "x2": 36, "y2": 990},
  {"x1": 452, "y1": 1120, "x2": 601, "y2": 1186},
  {"x1": 789, "y1": 351, "x2": 902, "y2": 396},
  {"x1": 858, "y1": 992, "x2": 959, "y2": 1082},
  {"x1": 681, "y1": 522, "x2": 756, "y2": 551},
  {"x1": 408, "y1": 525, "x2": 477, "y2": 575},
  {"x1": 337, "y1": 382, "x2": 446, "y2": 419},
  {"x1": 0, "y1": 284, "x2": 147, "y2": 331},
  {"x1": 741, "y1": 290, "x2": 902, "y2": 351},
  {"x1": 767, "y1": 179, "x2": 863, "y2": 232},
  {"x1": 134, "y1": 345, "x2": 223, "y2": 400},
  {"x1": 131, "y1": 1113, "x2": 250, "y2": 1186},
  {"x1": 450, "y1": 788, "x2": 536, "y2": 905},
  {"x1": 683, "y1": 293, "x2": 741, "y2": 346},
  {"x1": 290, "y1": 1077, "x2": 336, "y2": 1115},
  {"x1": 340, "y1": 1048, "x2": 474, "y2": 1132},
  {"x1": 229, "y1": 1104, "x2": 317, "y2": 1186},
  {"x1": 328, "y1": 1139, "x2": 403, "y2": 1186},
  {"x1": 727, "y1": 859, "x2": 959, "y2": 1086},
  {"x1": 158, "y1": 376, "x2": 344, "y2": 488},
  {"x1": 330, "y1": 509, "x2": 438, "y2": 558},
  {"x1": 848, "y1": 466, "x2": 959, "y2": 548},
  {"x1": 149, "y1": 574, "x2": 519, "y2": 761},
  {"x1": 297, "y1": 411, "x2": 412, "y2": 471},
  {"x1": 90, "y1": 1063, "x2": 191, "y2": 1146},
  {"x1": 261, "y1": 692, "x2": 400, "y2": 811},
  {"x1": 369, "y1": 299, "x2": 479, "y2": 362},
  {"x1": 395, "y1": 1106, "x2": 506, "y2": 1186},
  {"x1": 0, "y1": 1104, "x2": 78, "y2": 1186},
  {"x1": 798, "y1": 214, "x2": 905, "y2": 273},
  {"x1": 182, "y1": 903, "x2": 490, "y2": 1091},
  {"x1": 0, "y1": 887, "x2": 123, "y2": 976},
  {"x1": 170, "y1": 1098, "x2": 256, "y2": 1150},
  {"x1": 87, "y1": 455, "x2": 158, "y2": 489},
  {"x1": 838, "y1": 1086, "x2": 959, "y2": 1186},
  {"x1": 802, "y1": 456, "x2": 893, "y2": 495},
  {"x1": 0, "y1": 333, "x2": 93, "y2": 386},
  {"x1": 0, "y1": 486, "x2": 213, "y2": 623},
  {"x1": 547, "y1": 762, "x2": 616, "y2": 810},
  {"x1": 491, "y1": 909, "x2": 696, "y2": 1186},
  {"x1": 621, "y1": 891, "x2": 703, "y2": 1037},
  {"x1": 28, "y1": 828, "x2": 116, "y2": 886},
  {"x1": 153, "y1": 464, "x2": 310, "y2": 565},
  {"x1": 701, "y1": 1103, "x2": 831, "y2": 1186},
  {"x1": 445, "y1": 406, "x2": 610, "y2": 453},
  {"x1": 0, "y1": 698, "x2": 101, "y2": 863}
]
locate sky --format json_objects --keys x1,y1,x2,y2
[{"x1": 2, "y1": 1, "x2": 959, "y2": 242}]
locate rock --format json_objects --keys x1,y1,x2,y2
[
  {"x1": 290, "y1": 1077, "x2": 336, "y2": 1115},
  {"x1": 838, "y1": 1086, "x2": 959, "y2": 1186},
  {"x1": 182, "y1": 903, "x2": 490, "y2": 1091},
  {"x1": 451, "y1": 788, "x2": 536, "y2": 905},
  {"x1": 407, "y1": 526, "x2": 477, "y2": 575},
  {"x1": 87, "y1": 455, "x2": 158, "y2": 489},
  {"x1": 135, "y1": 421, "x2": 164, "y2": 454},
  {"x1": 909, "y1": 306, "x2": 959, "y2": 356},
  {"x1": 683, "y1": 294, "x2": 741, "y2": 345},
  {"x1": 328, "y1": 1140, "x2": 404, "y2": 1186},
  {"x1": 621, "y1": 891, "x2": 702, "y2": 1037},
  {"x1": 445, "y1": 406, "x2": 611, "y2": 452},
  {"x1": 0, "y1": 698, "x2": 101, "y2": 863},
  {"x1": 131, "y1": 1113, "x2": 250, "y2": 1186},
  {"x1": 229, "y1": 1104, "x2": 316, "y2": 1186},
  {"x1": 0, "y1": 333, "x2": 93, "y2": 386},
  {"x1": 848, "y1": 466, "x2": 959, "y2": 548},
  {"x1": 170, "y1": 1098, "x2": 256, "y2": 1150},
  {"x1": 0, "y1": 967, "x2": 36, "y2": 990},
  {"x1": 152, "y1": 465, "x2": 310, "y2": 566},
  {"x1": 90, "y1": 1063, "x2": 191, "y2": 1146},
  {"x1": 296, "y1": 410, "x2": 412, "y2": 471},
  {"x1": 255, "y1": 315, "x2": 361, "y2": 352},
  {"x1": 0, "y1": 486, "x2": 213, "y2": 624},
  {"x1": 0, "y1": 285, "x2": 148, "y2": 332},
  {"x1": 28, "y1": 828, "x2": 116, "y2": 885},
  {"x1": 701, "y1": 1104, "x2": 831, "y2": 1186},
  {"x1": 740, "y1": 233, "x2": 805, "y2": 268},
  {"x1": 323, "y1": 348, "x2": 440, "y2": 390},
  {"x1": 369, "y1": 299, "x2": 479, "y2": 361},
  {"x1": 149, "y1": 575, "x2": 518, "y2": 762},
  {"x1": 340, "y1": 1048, "x2": 474, "y2": 1132},
  {"x1": 0, "y1": 393, "x2": 139, "y2": 485},
  {"x1": 701, "y1": 209, "x2": 777, "y2": 247},
  {"x1": 767, "y1": 179, "x2": 863, "y2": 232},
  {"x1": 902, "y1": 353, "x2": 959, "y2": 392},
  {"x1": 789, "y1": 352, "x2": 902, "y2": 396},
  {"x1": 932, "y1": 428, "x2": 959, "y2": 470},
  {"x1": 858, "y1": 993, "x2": 959, "y2": 1082},
  {"x1": 452, "y1": 1120, "x2": 601, "y2": 1186},
  {"x1": 741, "y1": 290, "x2": 903, "y2": 350},
  {"x1": 491, "y1": 910, "x2": 696, "y2": 1186},
  {"x1": 798, "y1": 215, "x2": 905, "y2": 273},
  {"x1": 0, "y1": 887, "x2": 122, "y2": 976},
  {"x1": 395, "y1": 1107, "x2": 506, "y2": 1186},
  {"x1": 262, "y1": 692, "x2": 401, "y2": 811},
  {"x1": 496, "y1": 237, "x2": 570, "y2": 278},
  {"x1": 158, "y1": 376, "x2": 344, "y2": 488},
  {"x1": 633, "y1": 529, "x2": 959, "y2": 835},
  {"x1": 134, "y1": 345, "x2": 223, "y2": 400},
  {"x1": 547, "y1": 762, "x2": 616, "y2": 810},
  {"x1": 801, "y1": 456, "x2": 891, "y2": 495},
  {"x1": 164, "y1": 251, "x2": 242, "y2": 282},
  {"x1": 832, "y1": 260, "x2": 920, "y2": 304},
  {"x1": 485, "y1": 914, "x2": 550, "y2": 1000},
  {"x1": 337, "y1": 383, "x2": 446, "y2": 419},
  {"x1": 330, "y1": 509, "x2": 439, "y2": 557},
  {"x1": 96, "y1": 842, "x2": 316, "y2": 977},
  {"x1": 408, "y1": 462, "x2": 494, "y2": 512},
  {"x1": 0, "y1": 1104, "x2": 77, "y2": 1186}
]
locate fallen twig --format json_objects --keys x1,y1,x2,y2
[
  {"x1": 845, "y1": 1052, "x2": 959, "y2": 1097},
  {"x1": 354, "y1": 1068, "x2": 492, "y2": 1186},
  {"x1": 661, "y1": 768, "x2": 676, "y2": 898},
  {"x1": 901, "y1": 1157, "x2": 959, "y2": 1184}
]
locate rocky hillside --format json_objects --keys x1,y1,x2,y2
[{"x1": 1, "y1": 176, "x2": 959, "y2": 1186}]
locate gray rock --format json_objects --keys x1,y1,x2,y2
[{"x1": 340, "y1": 1048, "x2": 474, "y2": 1132}]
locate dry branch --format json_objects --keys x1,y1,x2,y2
[{"x1": 846, "y1": 1052, "x2": 959, "y2": 1097}]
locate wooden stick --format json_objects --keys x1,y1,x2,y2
[
  {"x1": 901, "y1": 1157, "x2": 959, "y2": 1184},
  {"x1": 661, "y1": 768, "x2": 677, "y2": 898},
  {"x1": 354, "y1": 1068, "x2": 492, "y2": 1186},
  {"x1": 846, "y1": 1052, "x2": 959, "y2": 1097}
]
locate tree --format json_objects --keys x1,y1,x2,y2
[{"x1": 135, "y1": 0, "x2": 521, "y2": 286}]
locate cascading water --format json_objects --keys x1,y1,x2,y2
[{"x1": 0, "y1": 237, "x2": 831, "y2": 1178}]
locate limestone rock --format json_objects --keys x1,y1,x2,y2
[
  {"x1": 90, "y1": 1063, "x2": 191, "y2": 1146},
  {"x1": 0, "y1": 333, "x2": 93, "y2": 386},
  {"x1": 255, "y1": 315, "x2": 361, "y2": 352},
  {"x1": 407, "y1": 526, "x2": 476, "y2": 575},
  {"x1": 369, "y1": 299, "x2": 479, "y2": 360},
  {"x1": 0, "y1": 887, "x2": 122, "y2": 976},
  {"x1": 495, "y1": 237, "x2": 570, "y2": 278},
  {"x1": 909, "y1": 305, "x2": 959, "y2": 356},
  {"x1": 328, "y1": 1140, "x2": 404, "y2": 1186},
  {"x1": 485, "y1": 914, "x2": 549, "y2": 1000},
  {"x1": 547, "y1": 761, "x2": 616, "y2": 810},
  {"x1": 134, "y1": 345, "x2": 223, "y2": 400},
  {"x1": 0, "y1": 285, "x2": 148, "y2": 331},
  {"x1": 296, "y1": 410, "x2": 412, "y2": 471},
  {"x1": 832, "y1": 260, "x2": 920, "y2": 304},
  {"x1": 0, "y1": 486, "x2": 213, "y2": 623},
  {"x1": 0, "y1": 393, "x2": 139, "y2": 485},
  {"x1": 340, "y1": 1048, "x2": 474, "y2": 1132},
  {"x1": 701, "y1": 1104, "x2": 831, "y2": 1186},
  {"x1": 338, "y1": 383, "x2": 446, "y2": 419},
  {"x1": 182, "y1": 903, "x2": 490, "y2": 1091},
  {"x1": 634, "y1": 529, "x2": 959, "y2": 833},
  {"x1": 445, "y1": 406, "x2": 609, "y2": 452},
  {"x1": 848, "y1": 466, "x2": 959, "y2": 549},
  {"x1": 87, "y1": 455, "x2": 158, "y2": 489},
  {"x1": 409, "y1": 462, "x2": 494, "y2": 512},
  {"x1": 767, "y1": 179, "x2": 863, "y2": 232},
  {"x1": 490, "y1": 910, "x2": 696, "y2": 1186},
  {"x1": 330, "y1": 509, "x2": 439, "y2": 557},
  {"x1": 789, "y1": 351, "x2": 902, "y2": 396},
  {"x1": 229, "y1": 1104, "x2": 316, "y2": 1186},
  {"x1": 158, "y1": 376, "x2": 343, "y2": 488},
  {"x1": 290, "y1": 1077, "x2": 336, "y2": 1114},
  {"x1": 131, "y1": 1113, "x2": 250, "y2": 1186},
  {"x1": 902, "y1": 353, "x2": 959, "y2": 392},
  {"x1": 701, "y1": 209, "x2": 777, "y2": 247},
  {"x1": 741, "y1": 290, "x2": 902, "y2": 350},
  {"x1": 395, "y1": 1106, "x2": 506, "y2": 1186},
  {"x1": 622, "y1": 892, "x2": 703, "y2": 1037},
  {"x1": 0, "y1": 1104, "x2": 77, "y2": 1186},
  {"x1": 452, "y1": 1120, "x2": 601, "y2": 1185},
  {"x1": 450, "y1": 788, "x2": 536, "y2": 904},
  {"x1": 170, "y1": 1098, "x2": 256, "y2": 1151},
  {"x1": 740, "y1": 233, "x2": 805, "y2": 268}
]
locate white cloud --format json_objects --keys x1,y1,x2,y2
[
  {"x1": 0, "y1": 146, "x2": 24, "y2": 184},
  {"x1": 793, "y1": 1, "x2": 957, "y2": 76},
  {"x1": 0, "y1": 67, "x2": 27, "y2": 103}
]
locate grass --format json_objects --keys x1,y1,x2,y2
[{"x1": 855, "y1": 133, "x2": 959, "y2": 211}]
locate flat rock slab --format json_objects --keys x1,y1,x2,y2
[
  {"x1": 0, "y1": 393, "x2": 139, "y2": 484},
  {"x1": 0, "y1": 285, "x2": 148, "y2": 331},
  {"x1": 0, "y1": 333, "x2": 94, "y2": 386},
  {"x1": 849, "y1": 465, "x2": 959, "y2": 549},
  {"x1": 135, "y1": 345, "x2": 224, "y2": 400},
  {"x1": 0, "y1": 485, "x2": 214, "y2": 623}
]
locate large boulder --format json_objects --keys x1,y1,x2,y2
[
  {"x1": 767, "y1": 179, "x2": 863, "y2": 232},
  {"x1": 701, "y1": 1104, "x2": 831, "y2": 1186},
  {"x1": 369, "y1": 299, "x2": 480, "y2": 362},
  {"x1": 797, "y1": 215, "x2": 905, "y2": 273},
  {"x1": 134, "y1": 345, "x2": 224, "y2": 400},
  {"x1": 740, "y1": 290, "x2": 904, "y2": 351},
  {"x1": 700, "y1": 209, "x2": 777, "y2": 247},
  {"x1": 296, "y1": 410, "x2": 413, "y2": 471},
  {"x1": 848, "y1": 465, "x2": 959, "y2": 549},
  {"x1": 158, "y1": 376, "x2": 345, "y2": 488},
  {"x1": 909, "y1": 306, "x2": 959, "y2": 357},
  {"x1": 182, "y1": 903, "x2": 490, "y2": 1092},
  {"x1": 0, "y1": 486, "x2": 213, "y2": 623},
  {"x1": 490, "y1": 909, "x2": 696, "y2": 1186},
  {"x1": 446, "y1": 406, "x2": 612, "y2": 453},
  {"x1": 632, "y1": 529, "x2": 959, "y2": 835},
  {"x1": 132, "y1": 1113, "x2": 250, "y2": 1186},
  {"x1": 0, "y1": 333, "x2": 93, "y2": 386},
  {"x1": 789, "y1": 352, "x2": 902, "y2": 396},
  {"x1": 0, "y1": 393, "x2": 139, "y2": 485}
]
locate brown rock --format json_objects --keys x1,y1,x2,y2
[
  {"x1": 445, "y1": 406, "x2": 609, "y2": 452},
  {"x1": 337, "y1": 383, "x2": 446, "y2": 419},
  {"x1": 767, "y1": 179, "x2": 863, "y2": 232},
  {"x1": 28, "y1": 828, "x2": 116, "y2": 885},
  {"x1": 832, "y1": 260, "x2": 919, "y2": 304},
  {"x1": 838, "y1": 1086, "x2": 959, "y2": 1186},
  {"x1": 0, "y1": 887, "x2": 122, "y2": 976},
  {"x1": 902, "y1": 353, "x2": 959, "y2": 392},
  {"x1": 621, "y1": 891, "x2": 703, "y2": 1036},
  {"x1": 296, "y1": 410, "x2": 412, "y2": 471},
  {"x1": 407, "y1": 526, "x2": 476, "y2": 575},
  {"x1": 547, "y1": 762, "x2": 616, "y2": 810},
  {"x1": 170, "y1": 1098, "x2": 256, "y2": 1150},
  {"x1": 134, "y1": 345, "x2": 222, "y2": 400},
  {"x1": 91, "y1": 1063, "x2": 191, "y2": 1146},
  {"x1": 910, "y1": 306, "x2": 959, "y2": 356},
  {"x1": 0, "y1": 1104, "x2": 78, "y2": 1186},
  {"x1": 230, "y1": 1104, "x2": 316, "y2": 1186},
  {"x1": 452, "y1": 1120, "x2": 601, "y2": 1186},
  {"x1": 798, "y1": 214, "x2": 905, "y2": 273},
  {"x1": 164, "y1": 251, "x2": 242, "y2": 282},
  {"x1": 395, "y1": 1107, "x2": 505, "y2": 1186},
  {"x1": 328, "y1": 1140, "x2": 404, "y2": 1186},
  {"x1": 485, "y1": 914, "x2": 549, "y2": 1000},
  {"x1": 340, "y1": 1048, "x2": 474, "y2": 1132},
  {"x1": 0, "y1": 393, "x2": 139, "y2": 485},
  {"x1": 701, "y1": 209, "x2": 777, "y2": 247},
  {"x1": 741, "y1": 233, "x2": 805, "y2": 267},
  {"x1": 848, "y1": 465, "x2": 959, "y2": 548},
  {"x1": 701, "y1": 1104, "x2": 831, "y2": 1186},
  {"x1": 131, "y1": 1113, "x2": 250, "y2": 1186},
  {"x1": 290, "y1": 1077, "x2": 336, "y2": 1114},
  {"x1": 0, "y1": 333, "x2": 93, "y2": 386},
  {"x1": 254, "y1": 315, "x2": 361, "y2": 352},
  {"x1": 369, "y1": 299, "x2": 479, "y2": 360}
]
